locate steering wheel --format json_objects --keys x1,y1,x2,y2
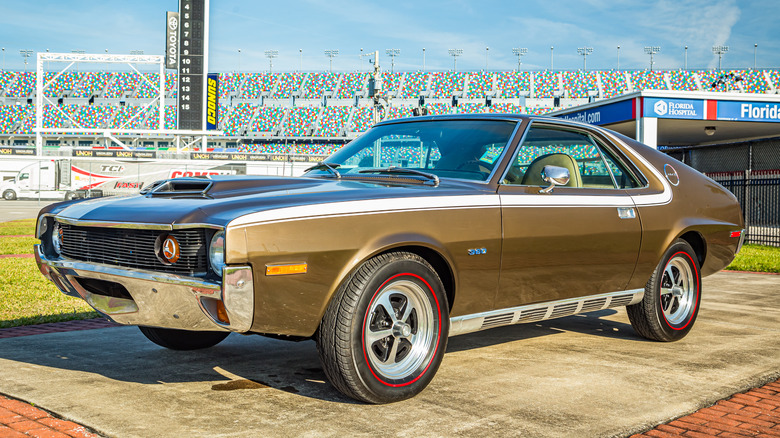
[{"x1": 456, "y1": 159, "x2": 493, "y2": 174}]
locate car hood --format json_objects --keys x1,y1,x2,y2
[{"x1": 50, "y1": 175, "x2": 489, "y2": 227}]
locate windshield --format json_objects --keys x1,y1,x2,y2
[{"x1": 306, "y1": 119, "x2": 518, "y2": 182}]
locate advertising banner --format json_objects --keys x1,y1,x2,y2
[
  {"x1": 556, "y1": 99, "x2": 635, "y2": 125},
  {"x1": 643, "y1": 97, "x2": 705, "y2": 120},
  {"x1": 206, "y1": 73, "x2": 219, "y2": 130},
  {"x1": 716, "y1": 101, "x2": 780, "y2": 123},
  {"x1": 165, "y1": 12, "x2": 179, "y2": 70}
]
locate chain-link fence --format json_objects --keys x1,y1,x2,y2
[{"x1": 663, "y1": 137, "x2": 780, "y2": 247}]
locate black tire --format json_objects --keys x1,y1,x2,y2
[
  {"x1": 627, "y1": 239, "x2": 701, "y2": 342},
  {"x1": 3, "y1": 190, "x2": 16, "y2": 201},
  {"x1": 316, "y1": 251, "x2": 449, "y2": 404},
  {"x1": 138, "y1": 326, "x2": 230, "y2": 350},
  {"x1": 63, "y1": 191, "x2": 76, "y2": 201}
]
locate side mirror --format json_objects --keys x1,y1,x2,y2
[{"x1": 539, "y1": 165, "x2": 570, "y2": 194}]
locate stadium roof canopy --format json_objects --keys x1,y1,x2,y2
[{"x1": 549, "y1": 90, "x2": 780, "y2": 148}]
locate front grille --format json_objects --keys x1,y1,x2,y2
[{"x1": 60, "y1": 223, "x2": 208, "y2": 275}]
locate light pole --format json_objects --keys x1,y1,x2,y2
[
  {"x1": 485, "y1": 47, "x2": 489, "y2": 71},
  {"x1": 550, "y1": 46, "x2": 554, "y2": 70},
  {"x1": 386, "y1": 48, "x2": 400, "y2": 73},
  {"x1": 299, "y1": 49, "x2": 302, "y2": 72},
  {"x1": 324, "y1": 49, "x2": 339, "y2": 72},
  {"x1": 20, "y1": 50, "x2": 33, "y2": 72},
  {"x1": 422, "y1": 48, "x2": 425, "y2": 71},
  {"x1": 448, "y1": 48, "x2": 462, "y2": 71},
  {"x1": 684, "y1": 46, "x2": 688, "y2": 70},
  {"x1": 712, "y1": 45, "x2": 729, "y2": 70},
  {"x1": 644, "y1": 46, "x2": 660, "y2": 71},
  {"x1": 1, "y1": 48, "x2": 4, "y2": 71},
  {"x1": 360, "y1": 48, "x2": 363, "y2": 70},
  {"x1": 617, "y1": 45, "x2": 620, "y2": 70},
  {"x1": 577, "y1": 47, "x2": 593, "y2": 71},
  {"x1": 237, "y1": 48, "x2": 241, "y2": 74},
  {"x1": 512, "y1": 47, "x2": 527, "y2": 71},
  {"x1": 754, "y1": 43, "x2": 757, "y2": 69},
  {"x1": 265, "y1": 50, "x2": 278, "y2": 74}
]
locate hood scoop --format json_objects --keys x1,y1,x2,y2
[{"x1": 142, "y1": 178, "x2": 213, "y2": 198}]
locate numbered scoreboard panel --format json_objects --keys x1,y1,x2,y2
[{"x1": 178, "y1": 0, "x2": 206, "y2": 130}]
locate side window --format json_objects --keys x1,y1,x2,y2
[
  {"x1": 503, "y1": 125, "x2": 638, "y2": 189},
  {"x1": 19, "y1": 173, "x2": 29, "y2": 181}
]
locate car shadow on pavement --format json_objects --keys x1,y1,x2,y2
[
  {"x1": 0, "y1": 310, "x2": 648, "y2": 404},
  {"x1": 447, "y1": 309, "x2": 649, "y2": 353}
]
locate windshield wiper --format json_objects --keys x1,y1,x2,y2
[
  {"x1": 305, "y1": 162, "x2": 341, "y2": 178},
  {"x1": 358, "y1": 166, "x2": 440, "y2": 186}
]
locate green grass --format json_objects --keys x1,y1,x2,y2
[
  {"x1": 0, "y1": 219, "x2": 37, "y2": 236},
  {"x1": 0, "y1": 257, "x2": 98, "y2": 328},
  {"x1": 725, "y1": 244, "x2": 780, "y2": 274},
  {"x1": 0, "y1": 236, "x2": 39, "y2": 255}
]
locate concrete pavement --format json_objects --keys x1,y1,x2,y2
[
  {"x1": 0, "y1": 200, "x2": 53, "y2": 222},
  {"x1": 0, "y1": 271, "x2": 778, "y2": 437}
]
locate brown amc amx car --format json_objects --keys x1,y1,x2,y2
[{"x1": 35, "y1": 114, "x2": 744, "y2": 403}]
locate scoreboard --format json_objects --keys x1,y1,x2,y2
[{"x1": 167, "y1": 0, "x2": 211, "y2": 131}]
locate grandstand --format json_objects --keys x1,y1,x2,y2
[{"x1": 1, "y1": 68, "x2": 779, "y2": 153}]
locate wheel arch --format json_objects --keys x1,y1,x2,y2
[
  {"x1": 376, "y1": 245, "x2": 456, "y2": 312},
  {"x1": 678, "y1": 230, "x2": 706, "y2": 268}
]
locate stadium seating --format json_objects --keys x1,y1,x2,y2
[
  {"x1": 381, "y1": 71, "x2": 403, "y2": 97},
  {"x1": 630, "y1": 70, "x2": 667, "y2": 91},
  {"x1": 6, "y1": 72, "x2": 35, "y2": 98},
  {"x1": 252, "y1": 106, "x2": 285, "y2": 133},
  {"x1": 599, "y1": 71, "x2": 626, "y2": 98},
  {"x1": 534, "y1": 71, "x2": 559, "y2": 98},
  {"x1": 428, "y1": 72, "x2": 465, "y2": 98},
  {"x1": 273, "y1": 73, "x2": 305, "y2": 98},
  {"x1": 316, "y1": 106, "x2": 351, "y2": 136},
  {"x1": 302, "y1": 72, "x2": 338, "y2": 99},
  {"x1": 466, "y1": 72, "x2": 493, "y2": 98},
  {"x1": 351, "y1": 106, "x2": 374, "y2": 132},
  {"x1": 496, "y1": 71, "x2": 530, "y2": 98},
  {"x1": 336, "y1": 72, "x2": 367, "y2": 98},
  {"x1": 282, "y1": 106, "x2": 318, "y2": 136},
  {"x1": 239, "y1": 73, "x2": 275, "y2": 99},
  {"x1": 562, "y1": 71, "x2": 597, "y2": 98},
  {"x1": 221, "y1": 103, "x2": 255, "y2": 135},
  {"x1": 668, "y1": 70, "x2": 699, "y2": 91},
  {"x1": 398, "y1": 71, "x2": 428, "y2": 98},
  {"x1": 3, "y1": 68, "x2": 780, "y2": 141}
]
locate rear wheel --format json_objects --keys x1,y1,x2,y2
[
  {"x1": 316, "y1": 251, "x2": 449, "y2": 403},
  {"x1": 138, "y1": 326, "x2": 229, "y2": 350},
  {"x1": 627, "y1": 239, "x2": 701, "y2": 342}
]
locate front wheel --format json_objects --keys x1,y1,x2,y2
[
  {"x1": 627, "y1": 239, "x2": 701, "y2": 342},
  {"x1": 2, "y1": 190, "x2": 16, "y2": 201},
  {"x1": 138, "y1": 326, "x2": 230, "y2": 350},
  {"x1": 316, "y1": 251, "x2": 449, "y2": 403}
]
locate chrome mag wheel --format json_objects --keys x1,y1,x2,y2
[
  {"x1": 364, "y1": 279, "x2": 435, "y2": 380},
  {"x1": 660, "y1": 254, "x2": 696, "y2": 326}
]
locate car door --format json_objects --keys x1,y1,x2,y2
[{"x1": 496, "y1": 122, "x2": 642, "y2": 308}]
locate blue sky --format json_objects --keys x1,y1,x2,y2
[{"x1": 0, "y1": 0, "x2": 777, "y2": 72}]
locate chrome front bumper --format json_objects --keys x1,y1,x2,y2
[{"x1": 34, "y1": 244, "x2": 254, "y2": 333}]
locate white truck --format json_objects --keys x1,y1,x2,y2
[{"x1": 0, "y1": 159, "x2": 246, "y2": 201}]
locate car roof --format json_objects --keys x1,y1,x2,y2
[{"x1": 373, "y1": 113, "x2": 535, "y2": 126}]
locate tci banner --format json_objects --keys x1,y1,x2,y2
[
  {"x1": 716, "y1": 101, "x2": 780, "y2": 123},
  {"x1": 644, "y1": 97, "x2": 705, "y2": 120},
  {"x1": 556, "y1": 99, "x2": 635, "y2": 125}
]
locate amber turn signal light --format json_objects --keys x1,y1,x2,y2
[{"x1": 266, "y1": 263, "x2": 308, "y2": 276}]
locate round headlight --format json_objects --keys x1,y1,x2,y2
[
  {"x1": 51, "y1": 221, "x2": 62, "y2": 255},
  {"x1": 209, "y1": 231, "x2": 226, "y2": 276}
]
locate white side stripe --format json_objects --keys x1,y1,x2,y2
[{"x1": 228, "y1": 195, "x2": 500, "y2": 228}]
